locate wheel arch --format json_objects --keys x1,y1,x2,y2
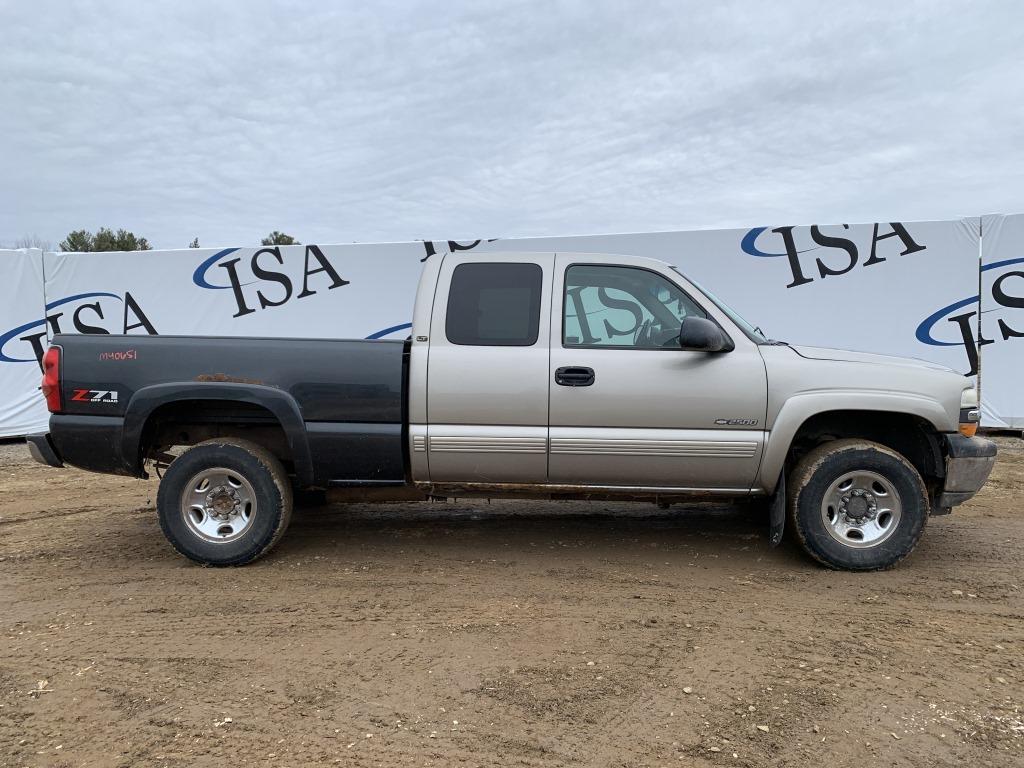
[
  {"x1": 759, "y1": 393, "x2": 950, "y2": 493},
  {"x1": 121, "y1": 382, "x2": 315, "y2": 486}
]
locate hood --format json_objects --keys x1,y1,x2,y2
[
  {"x1": 788, "y1": 345, "x2": 959, "y2": 373},
  {"x1": 759, "y1": 343, "x2": 972, "y2": 435}
]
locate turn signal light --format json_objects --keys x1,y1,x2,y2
[
  {"x1": 41, "y1": 346, "x2": 62, "y2": 413},
  {"x1": 958, "y1": 407, "x2": 980, "y2": 438}
]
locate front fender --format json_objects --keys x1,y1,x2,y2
[
  {"x1": 120, "y1": 382, "x2": 314, "y2": 485},
  {"x1": 757, "y1": 390, "x2": 953, "y2": 492}
]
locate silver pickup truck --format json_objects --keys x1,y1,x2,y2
[{"x1": 29, "y1": 250, "x2": 996, "y2": 570}]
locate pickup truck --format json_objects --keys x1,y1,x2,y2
[{"x1": 27, "y1": 250, "x2": 996, "y2": 570}]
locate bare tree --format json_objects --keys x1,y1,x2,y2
[{"x1": 11, "y1": 234, "x2": 52, "y2": 250}]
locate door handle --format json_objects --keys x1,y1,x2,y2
[{"x1": 555, "y1": 366, "x2": 595, "y2": 387}]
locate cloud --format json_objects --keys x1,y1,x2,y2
[{"x1": 1, "y1": 0, "x2": 1022, "y2": 249}]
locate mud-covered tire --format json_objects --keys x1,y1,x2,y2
[
  {"x1": 156, "y1": 438, "x2": 293, "y2": 566},
  {"x1": 788, "y1": 439, "x2": 928, "y2": 571}
]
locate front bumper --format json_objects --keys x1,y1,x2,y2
[
  {"x1": 937, "y1": 434, "x2": 997, "y2": 508},
  {"x1": 26, "y1": 433, "x2": 63, "y2": 468}
]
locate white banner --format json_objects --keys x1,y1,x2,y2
[
  {"x1": 451, "y1": 219, "x2": 982, "y2": 377},
  {"x1": 41, "y1": 242, "x2": 426, "y2": 344},
  {"x1": 0, "y1": 249, "x2": 47, "y2": 438},
  {"x1": 0, "y1": 217, "x2": 1016, "y2": 436},
  {"x1": 978, "y1": 214, "x2": 1024, "y2": 428}
]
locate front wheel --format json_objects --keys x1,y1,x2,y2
[
  {"x1": 788, "y1": 439, "x2": 929, "y2": 570},
  {"x1": 156, "y1": 438, "x2": 293, "y2": 566}
]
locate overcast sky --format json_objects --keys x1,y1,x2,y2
[{"x1": 2, "y1": 0, "x2": 1022, "y2": 250}]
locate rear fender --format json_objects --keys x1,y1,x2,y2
[{"x1": 121, "y1": 382, "x2": 314, "y2": 485}]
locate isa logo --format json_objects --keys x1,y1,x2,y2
[
  {"x1": 0, "y1": 292, "x2": 158, "y2": 368},
  {"x1": 916, "y1": 256, "x2": 1024, "y2": 375},
  {"x1": 741, "y1": 223, "x2": 927, "y2": 288},
  {"x1": 193, "y1": 244, "x2": 433, "y2": 340},
  {"x1": 192, "y1": 245, "x2": 350, "y2": 318}
]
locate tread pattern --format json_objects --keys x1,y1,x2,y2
[
  {"x1": 157, "y1": 438, "x2": 293, "y2": 566},
  {"x1": 787, "y1": 438, "x2": 929, "y2": 571}
]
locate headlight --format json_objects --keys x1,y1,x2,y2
[{"x1": 959, "y1": 387, "x2": 980, "y2": 437}]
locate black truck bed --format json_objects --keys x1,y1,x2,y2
[{"x1": 48, "y1": 333, "x2": 409, "y2": 486}]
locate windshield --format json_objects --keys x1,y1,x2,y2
[{"x1": 671, "y1": 267, "x2": 769, "y2": 343}]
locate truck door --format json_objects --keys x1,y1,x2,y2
[
  {"x1": 425, "y1": 252, "x2": 555, "y2": 483},
  {"x1": 547, "y1": 253, "x2": 767, "y2": 490}
]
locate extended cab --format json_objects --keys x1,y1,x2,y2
[{"x1": 28, "y1": 251, "x2": 997, "y2": 569}]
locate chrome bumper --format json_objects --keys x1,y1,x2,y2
[{"x1": 937, "y1": 434, "x2": 997, "y2": 508}]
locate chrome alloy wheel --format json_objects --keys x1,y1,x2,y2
[
  {"x1": 820, "y1": 470, "x2": 902, "y2": 549},
  {"x1": 180, "y1": 468, "x2": 257, "y2": 543}
]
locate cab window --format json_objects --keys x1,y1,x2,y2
[
  {"x1": 446, "y1": 262, "x2": 543, "y2": 346},
  {"x1": 563, "y1": 265, "x2": 707, "y2": 348}
]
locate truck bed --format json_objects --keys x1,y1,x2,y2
[{"x1": 49, "y1": 334, "x2": 408, "y2": 485}]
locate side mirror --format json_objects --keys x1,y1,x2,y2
[{"x1": 678, "y1": 316, "x2": 733, "y2": 353}]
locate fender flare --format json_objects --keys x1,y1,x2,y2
[
  {"x1": 120, "y1": 382, "x2": 315, "y2": 486},
  {"x1": 757, "y1": 391, "x2": 953, "y2": 492}
]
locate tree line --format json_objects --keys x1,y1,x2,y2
[{"x1": 1, "y1": 229, "x2": 302, "y2": 252}]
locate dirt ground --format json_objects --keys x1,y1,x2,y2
[{"x1": 1, "y1": 438, "x2": 1022, "y2": 768}]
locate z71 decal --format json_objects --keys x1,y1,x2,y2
[{"x1": 71, "y1": 389, "x2": 119, "y2": 404}]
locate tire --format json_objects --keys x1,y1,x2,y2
[
  {"x1": 156, "y1": 438, "x2": 293, "y2": 566},
  {"x1": 788, "y1": 439, "x2": 928, "y2": 571}
]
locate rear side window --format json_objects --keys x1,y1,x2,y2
[{"x1": 446, "y1": 262, "x2": 543, "y2": 346}]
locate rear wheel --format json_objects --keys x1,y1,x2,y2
[
  {"x1": 156, "y1": 438, "x2": 292, "y2": 566},
  {"x1": 788, "y1": 439, "x2": 928, "y2": 570}
]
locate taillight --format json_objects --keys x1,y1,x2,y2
[{"x1": 41, "y1": 346, "x2": 62, "y2": 413}]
